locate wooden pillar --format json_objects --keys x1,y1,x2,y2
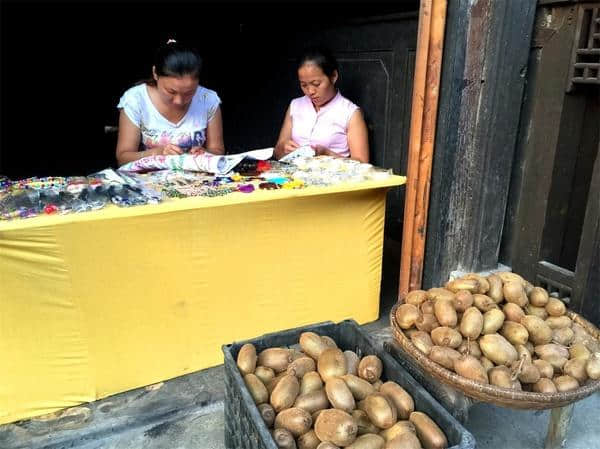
[
  {"x1": 544, "y1": 404, "x2": 575, "y2": 449},
  {"x1": 399, "y1": 0, "x2": 447, "y2": 298},
  {"x1": 399, "y1": 0, "x2": 433, "y2": 299},
  {"x1": 423, "y1": 0, "x2": 537, "y2": 288}
]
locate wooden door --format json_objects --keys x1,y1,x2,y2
[{"x1": 501, "y1": 2, "x2": 600, "y2": 324}]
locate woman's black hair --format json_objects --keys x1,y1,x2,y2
[
  {"x1": 297, "y1": 46, "x2": 338, "y2": 78},
  {"x1": 150, "y1": 40, "x2": 202, "y2": 84}
]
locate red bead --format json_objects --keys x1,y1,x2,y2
[
  {"x1": 44, "y1": 204, "x2": 58, "y2": 214},
  {"x1": 257, "y1": 161, "x2": 271, "y2": 171}
]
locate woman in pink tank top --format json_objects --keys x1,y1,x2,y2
[{"x1": 274, "y1": 47, "x2": 370, "y2": 163}]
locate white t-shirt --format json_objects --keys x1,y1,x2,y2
[{"x1": 117, "y1": 84, "x2": 221, "y2": 151}]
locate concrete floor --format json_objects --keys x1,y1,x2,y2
[
  {"x1": 465, "y1": 395, "x2": 600, "y2": 449},
  {"x1": 22, "y1": 394, "x2": 597, "y2": 449},
  {"x1": 2, "y1": 242, "x2": 599, "y2": 449}
]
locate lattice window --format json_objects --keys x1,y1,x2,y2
[
  {"x1": 537, "y1": 274, "x2": 572, "y2": 302},
  {"x1": 568, "y1": 4, "x2": 600, "y2": 91},
  {"x1": 535, "y1": 261, "x2": 573, "y2": 302}
]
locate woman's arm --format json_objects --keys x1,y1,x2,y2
[
  {"x1": 115, "y1": 110, "x2": 149, "y2": 165},
  {"x1": 274, "y1": 106, "x2": 298, "y2": 160},
  {"x1": 346, "y1": 109, "x2": 369, "y2": 163},
  {"x1": 203, "y1": 106, "x2": 225, "y2": 155}
]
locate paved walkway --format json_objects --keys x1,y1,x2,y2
[{"x1": 1, "y1": 322, "x2": 598, "y2": 449}]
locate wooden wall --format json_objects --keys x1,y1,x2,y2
[
  {"x1": 501, "y1": 1, "x2": 599, "y2": 324},
  {"x1": 424, "y1": 0, "x2": 538, "y2": 287}
]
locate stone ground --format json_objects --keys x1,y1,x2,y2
[
  {"x1": 2, "y1": 318, "x2": 598, "y2": 449},
  {"x1": 2, "y1": 245, "x2": 599, "y2": 448},
  {"x1": 0, "y1": 325, "x2": 600, "y2": 449}
]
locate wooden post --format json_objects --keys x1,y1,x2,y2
[
  {"x1": 399, "y1": 0, "x2": 447, "y2": 299},
  {"x1": 544, "y1": 404, "x2": 575, "y2": 449},
  {"x1": 399, "y1": 0, "x2": 432, "y2": 300},
  {"x1": 409, "y1": 0, "x2": 447, "y2": 293},
  {"x1": 423, "y1": 0, "x2": 537, "y2": 289}
]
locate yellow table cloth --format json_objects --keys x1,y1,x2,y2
[{"x1": 0, "y1": 176, "x2": 405, "y2": 424}]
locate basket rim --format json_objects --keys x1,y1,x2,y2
[{"x1": 389, "y1": 302, "x2": 600, "y2": 407}]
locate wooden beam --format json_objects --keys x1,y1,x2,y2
[
  {"x1": 408, "y1": 0, "x2": 448, "y2": 292},
  {"x1": 399, "y1": 0, "x2": 433, "y2": 299},
  {"x1": 399, "y1": 0, "x2": 448, "y2": 298},
  {"x1": 571, "y1": 140, "x2": 600, "y2": 325},
  {"x1": 537, "y1": 261, "x2": 575, "y2": 290},
  {"x1": 424, "y1": 0, "x2": 537, "y2": 288}
]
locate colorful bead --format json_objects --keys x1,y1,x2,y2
[{"x1": 44, "y1": 204, "x2": 58, "y2": 214}]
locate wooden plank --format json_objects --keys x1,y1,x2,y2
[
  {"x1": 539, "y1": 0, "x2": 578, "y2": 4},
  {"x1": 537, "y1": 260, "x2": 574, "y2": 301},
  {"x1": 544, "y1": 404, "x2": 576, "y2": 449},
  {"x1": 539, "y1": 94, "x2": 586, "y2": 266},
  {"x1": 422, "y1": 0, "x2": 471, "y2": 288},
  {"x1": 558, "y1": 91, "x2": 600, "y2": 269},
  {"x1": 589, "y1": 8, "x2": 599, "y2": 48},
  {"x1": 465, "y1": 0, "x2": 537, "y2": 270},
  {"x1": 576, "y1": 49, "x2": 600, "y2": 55},
  {"x1": 399, "y1": 0, "x2": 433, "y2": 298},
  {"x1": 574, "y1": 62, "x2": 600, "y2": 68},
  {"x1": 571, "y1": 140, "x2": 600, "y2": 325},
  {"x1": 572, "y1": 77, "x2": 600, "y2": 83},
  {"x1": 424, "y1": 0, "x2": 537, "y2": 287},
  {"x1": 407, "y1": 0, "x2": 448, "y2": 293},
  {"x1": 537, "y1": 261, "x2": 575, "y2": 288},
  {"x1": 501, "y1": 5, "x2": 578, "y2": 282}
]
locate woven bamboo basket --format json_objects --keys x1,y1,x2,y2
[{"x1": 390, "y1": 303, "x2": 600, "y2": 409}]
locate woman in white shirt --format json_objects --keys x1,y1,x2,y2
[{"x1": 116, "y1": 40, "x2": 225, "y2": 165}]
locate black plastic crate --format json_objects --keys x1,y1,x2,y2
[{"x1": 222, "y1": 319, "x2": 476, "y2": 449}]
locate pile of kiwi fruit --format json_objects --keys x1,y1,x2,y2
[
  {"x1": 395, "y1": 271, "x2": 600, "y2": 393},
  {"x1": 237, "y1": 331, "x2": 449, "y2": 449}
]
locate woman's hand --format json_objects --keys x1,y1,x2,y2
[
  {"x1": 161, "y1": 144, "x2": 184, "y2": 155},
  {"x1": 282, "y1": 140, "x2": 300, "y2": 154},
  {"x1": 190, "y1": 146, "x2": 206, "y2": 155},
  {"x1": 311, "y1": 144, "x2": 336, "y2": 157},
  {"x1": 148, "y1": 144, "x2": 183, "y2": 156}
]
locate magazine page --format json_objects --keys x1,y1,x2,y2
[
  {"x1": 119, "y1": 148, "x2": 274, "y2": 175},
  {"x1": 279, "y1": 146, "x2": 315, "y2": 163}
]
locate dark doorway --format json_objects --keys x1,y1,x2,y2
[{"x1": 0, "y1": 0, "x2": 419, "y2": 317}]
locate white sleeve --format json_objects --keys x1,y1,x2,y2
[
  {"x1": 117, "y1": 88, "x2": 142, "y2": 128},
  {"x1": 206, "y1": 91, "x2": 222, "y2": 122}
]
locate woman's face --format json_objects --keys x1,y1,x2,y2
[
  {"x1": 298, "y1": 63, "x2": 338, "y2": 108},
  {"x1": 155, "y1": 73, "x2": 198, "y2": 110}
]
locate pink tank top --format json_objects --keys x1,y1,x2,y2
[{"x1": 290, "y1": 91, "x2": 358, "y2": 157}]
